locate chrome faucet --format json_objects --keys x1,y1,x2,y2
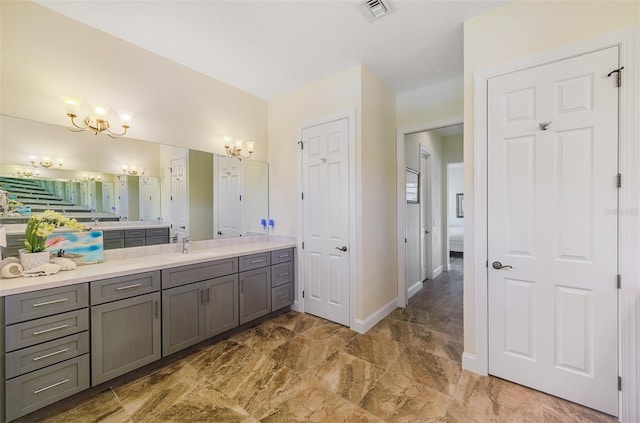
[
  {"x1": 91, "y1": 217, "x2": 100, "y2": 229},
  {"x1": 182, "y1": 236, "x2": 192, "y2": 254}
]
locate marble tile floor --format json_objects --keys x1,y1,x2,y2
[{"x1": 25, "y1": 258, "x2": 615, "y2": 423}]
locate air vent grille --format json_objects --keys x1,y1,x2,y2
[{"x1": 357, "y1": 0, "x2": 394, "y2": 22}]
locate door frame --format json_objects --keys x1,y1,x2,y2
[
  {"x1": 295, "y1": 109, "x2": 357, "y2": 329},
  {"x1": 469, "y1": 26, "x2": 639, "y2": 422},
  {"x1": 419, "y1": 147, "x2": 432, "y2": 283},
  {"x1": 396, "y1": 117, "x2": 463, "y2": 307}
]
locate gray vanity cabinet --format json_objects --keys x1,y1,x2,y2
[
  {"x1": 162, "y1": 282, "x2": 205, "y2": 356},
  {"x1": 239, "y1": 266, "x2": 271, "y2": 325},
  {"x1": 162, "y1": 274, "x2": 240, "y2": 356},
  {"x1": 91, "y1": 292, "x2": 161, "y2": 386},
  {"x1": 204, "y1": 274, "x2": 239, "y2": 338}
]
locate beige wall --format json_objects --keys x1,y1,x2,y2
[
  {"x1": 396, "y1": 77, "x2": 463, "y2": 129},
  {"x1": 1, "y1": 1, "x2": 268, "y2": 161},
  {"x1": 268, "y1": 65, "x2": 397, "y2": 322},
  {"x1": 360, "y1": 67, "x2": 397, "y2": 318},
  {"x1": 463, "y1": 0, "x2": 640, "y2": 355},
  {"x1": 267, "y1": 65, "x2": 362, "y2": 237},
  {"x1": 188, "y1": 150, "x2": 214, "y2": 241}
]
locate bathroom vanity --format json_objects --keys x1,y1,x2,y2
[{"x1": 0, "y1": 238, "x2": 295, "y2": 422}]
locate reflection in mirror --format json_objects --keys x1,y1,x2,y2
[{"x1": 0, "y1": 115, "x2": 269, "y2": 241}]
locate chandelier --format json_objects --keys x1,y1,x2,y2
[
  {"x1": 63, "y1": 97, "x2": 132, "y2": 139},
  {"x1": 224, "y1": 136, "x2": 255, "y2": 160}
]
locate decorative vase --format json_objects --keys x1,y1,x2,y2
[{"x1": 19, "y1": 249, "x2": 51, "y2": 271}]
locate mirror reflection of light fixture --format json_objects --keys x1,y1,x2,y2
[
  {"x1": 224, "y1": 135, "x2": 255, "y2": 160},
  {"x1": 122, "y1": 165, "x2": 145, "y2": 176},
  {"x1": 30, "y1": 157, "x2": 63, "y2": 169},
  {"x1": 84, "y1": 175, "x2": 101, "y2": 182},
  {"x1": 17, "y1": 169, "x2": 38, "y2": 178},
  {"x1": 63, "y1": 97, "x2": 132, "y2": 139}
]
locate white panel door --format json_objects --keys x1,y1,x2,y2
[
  {"x1": 170, "y1": 157, "x2": 188, "y2": 239},
  {"x1": 215, "y1": 156, "x2": 242, "y2": 239},
  {"x1": 488, "y1": 47, "x2": 619, "y2": 415},
  {"x1": 302, "y1": 118, "x2": 350, "y2": 326},
  {"x1": 115, "y1": 176, "x2": 128, "y2": 219},
  {"x1": 101, "y1": 182, "x2": 115, "y2": 214}
]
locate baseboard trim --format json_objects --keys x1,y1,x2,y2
[
  {"x1": 407, "y1": 281, "x2": 423, "y2": 299},
  {"x1": 291, "y1": 300, "x2": 302, "y2": 312},
  {"x1": 432, "y1": 265, "x2": 443, "y2": 279},
  {"x1": 351, "y1": 298, "x2": 397, "y2": 334},
  {"x1": 462, "y1": 352, "x2": 487, "y2": 375}
]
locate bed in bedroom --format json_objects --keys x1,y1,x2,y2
[{"x1": 449, "y1": 226, "x2": 463, "y2": 253}]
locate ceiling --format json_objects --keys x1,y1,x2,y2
[{"x1": 35, "y1": 0, "x2": 507, "y2": 100}]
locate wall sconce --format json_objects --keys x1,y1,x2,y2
[
  {"x1": 84, "y1": 175, "x2": 101, "y2": 182},
  {"x1": 30, "y1": 157, "x2": 63, "y2": 169},
  {"x1": 63, "y1": 97, "x2": 132, "y2": 139},
  {"x1": 224, "y1": 135, "x2": 255, "y2": 160},
  {"x1": 17, "y1": 169, "x2": 38, "y2": 178},
  {"x1": 122, "y1": 165, "x2": 145, "y2": 176}
]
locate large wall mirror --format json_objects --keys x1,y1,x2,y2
[{"x1": 0, "y1": 115, "x2": 269, "y2": 242}]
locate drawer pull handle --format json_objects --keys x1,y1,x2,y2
[
  {"x1": 33, "y1": 348, "x2": 70, "y2": 361},
  {"x1": 250, "y1": 259, "x2": 264, "y2": 264},
  {"x1": 278, "y1": 272, "x2": 289, "y2": 277},
  {"x1": 33, "y1": 379, "x2": 70, "y2": 394},
  {"x1": 32, "y1": 298, "x2": 69, "y2": 307},
  {"x1": 278, "y1": 254, "x2": 289, "y2": 258},
  {"x1": 116, "y1": 283, "x2": 142, "y2": 291},
  {"x1": 33, "y1": 324, "x2": 69, "y2": 336},
  {"x1": 279, "y1": 295, "x2": 289, "y2": 300}
]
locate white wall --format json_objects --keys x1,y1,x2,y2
[{"x1": 462, "y1": 0, "x2": 640, "y2": 358}]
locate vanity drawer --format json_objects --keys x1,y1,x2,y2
[
  {"x1": 6, "y1": 354, "x2": 90, "y2": 422},
  {"x1": 125, "y1": 229, "x2": 145, "y2": 238},
  {"x1": 103, "y1": 238, "x2": 125, "y2": 250},
  {"x1": 6, "y1": 332, "x2": 89, "y2": 379},
  {"x1": 102, "y1": 230, "x2": 124, "y2": 240},
  {"x1": 271, "y1": 248, "x2": 294, "y2": 265},
  {"x1": 272, "y1": 283, "x2": 294, "y2": 311},
  {"x1": 6, "y1": 284, "x2": 89, "y2": 325},
  {"x1": 162, "y1": 258, "x2": 238, "y2": 289},
  {"x1": 146, "y1": 235, "x2": 169, "y2": 246},
  {"x1": 271, "y1": 261, "x2": 294, "y2": 287},
  {"x1": 91, "y1": 271, "x2": 160, "y2": 305},
  {"x1": 239, "y1": 252, "x2": 271, "y2": 272},
  {"x1": 6, "y1": 309, "x2": 89, "y2": 352},
  {"x1": 7, "y1": 234, "x2": 26, "y2": 247},
  {"x1": 146, "y1": 227, "x2": 169, "y2": 237},
  {"x1": 124, "y1": 237, "x2": 146, "y2": 248}
]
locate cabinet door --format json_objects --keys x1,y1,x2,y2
[
  {"x1": 91, "y1": 292, "x2": 161, "y2": 386},
  {"x1": 162, "y1": 283, "x2": 205, "y2": 356},
  {"x1": 204, "y1": 275, "x2": 239, "y2": 338},
  {"x1": 239, "y1": 267, "x2": 271, "y2": 325}
]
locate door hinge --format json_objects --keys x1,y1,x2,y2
[
  {"x1": 302, "y1": 290, "x2": 305, "y2": 298},
  {"x1": 301, "y1": 192, "x2": 304, "y2": 200},
  {"x1": 618, "y1": 376, "x2": 622, "y2": 391},
  {"x1": 170, "y1": 195, "x2": 173, "y2": 201},
  {"x1": 404, "y1": 238, "x2": 407, "y2": 243},
  {"x1": 302, "y1": 242, "x2": 305, "y2": 249},
  {"x1": 298, "y1": 140, "x2": 304, "y2": 150},
  {"x1": 486, "y1": 260, "x2": 488, "y2": 268},
  {"x1": 608, "y1": 66, "x2": 624, "y2": 88},
  {"x1": 239, "y1": 195, "x2": 242, "y2": 201},
  {"x1": 617, "y1": 274, "x2": 622, "y2": 289},
  {"x1": 617, "y1": 173, "x2": 621, "y2": 188}
]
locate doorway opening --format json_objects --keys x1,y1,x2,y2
[{"x1": 403, "y1": 123, "x2": 464, "y2": 303}]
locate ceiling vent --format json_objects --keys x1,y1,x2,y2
[{"x1": 357, "y1": 0, "x2": 394, "y2": 23}]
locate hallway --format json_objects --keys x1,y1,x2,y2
[{"x1": 25, "y1": 257, "x2": 614, "y2": 422}]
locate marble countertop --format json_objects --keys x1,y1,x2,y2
[{"x1": 0, "y1": 235, "x2": 296, "y2": 297}]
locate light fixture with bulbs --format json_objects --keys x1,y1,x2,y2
[
  {"x1": 17, "y1": 169, "x2": 38, "y2": 178},
  {"x1": 122, "y1": 165, "x2": 145, "y2": 176},
  {"x1": 63, "y1": 97, "x2": 132, "y2": 139},
  {"x1": 223, "y1": 136, "x2": 255, "y2": 160},
  {"x1": 84, "y1": 175, "x2": 101, "y2": 182},
  {"x1": 30, "y1": 157, "x2": 63, "y2": 169}
]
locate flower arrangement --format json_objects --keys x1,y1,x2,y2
[{"x1": 24, "y1": 210, "x2": 85, "y2": 253}]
